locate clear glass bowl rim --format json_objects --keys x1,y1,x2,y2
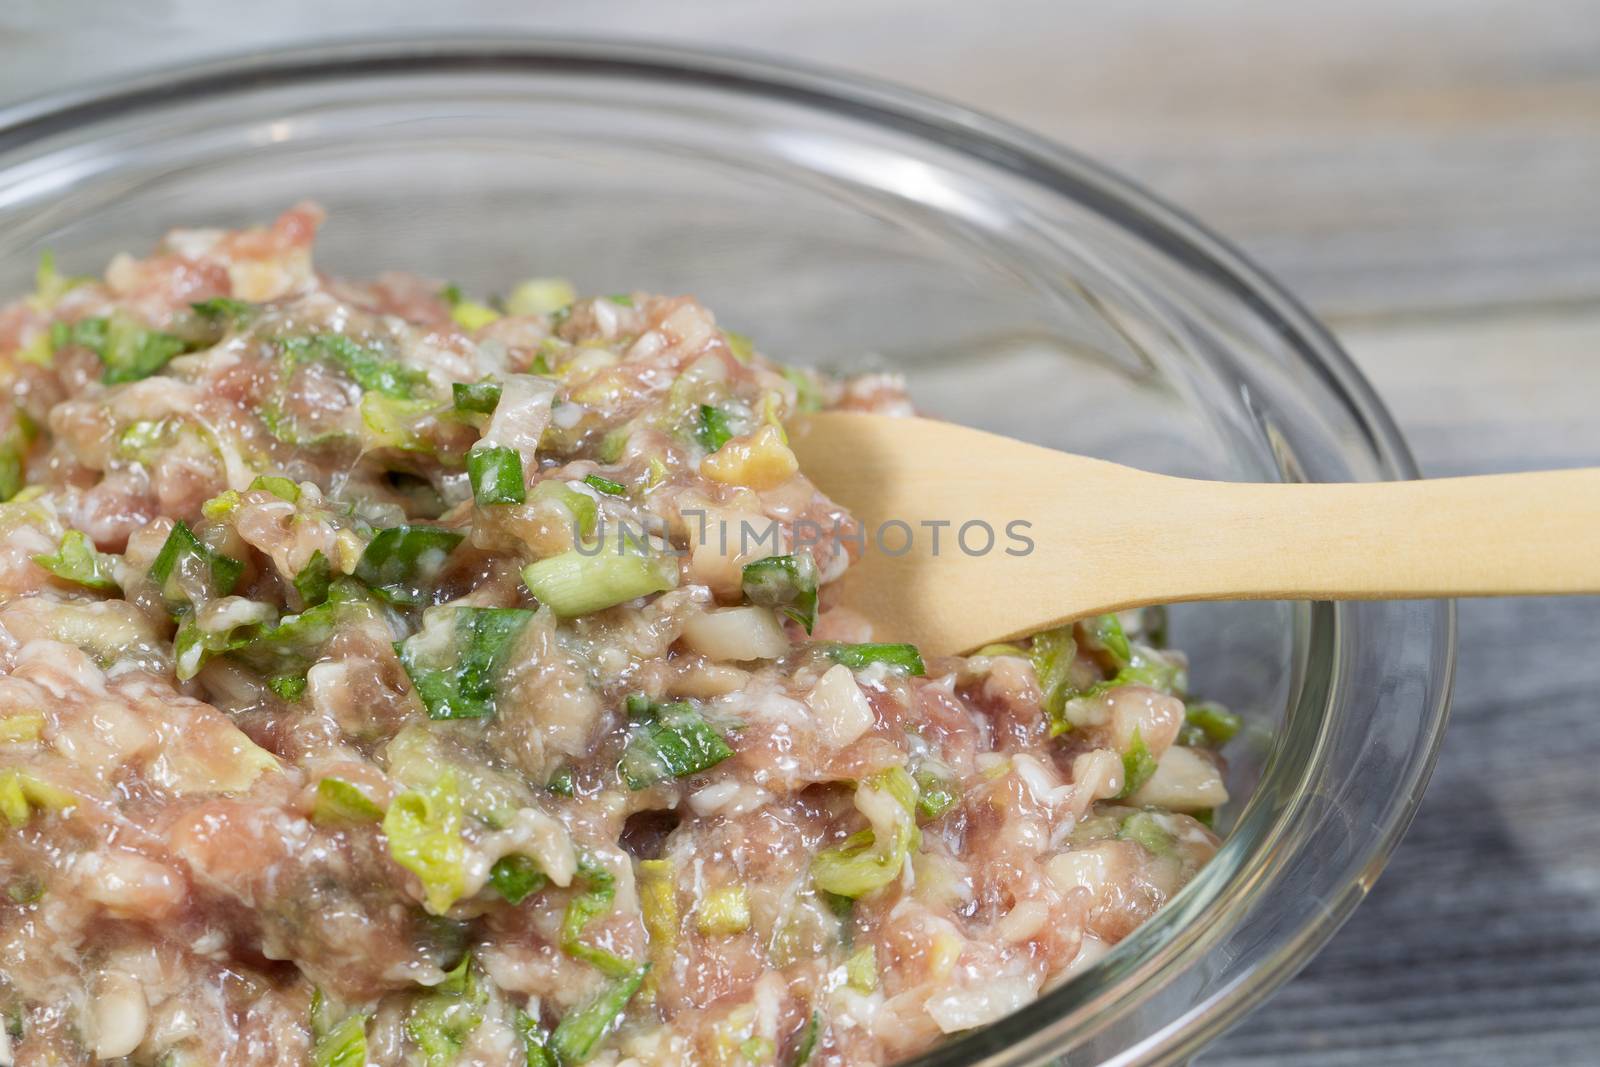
[{"x1": 0, "y1": 34, "x2": 1457, "y2": 1067}]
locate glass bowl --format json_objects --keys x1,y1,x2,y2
[{"x1": 0, "y1": 37, "x2": 1455, "y2": 1066}]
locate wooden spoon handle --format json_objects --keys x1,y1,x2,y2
[{"x1": 1098, "y1": 467, "x2": 1600, "y2": 606}]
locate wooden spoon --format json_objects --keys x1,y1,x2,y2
[{"x1": 786, "y1": 412, "x2": 1600, "y2": 657}]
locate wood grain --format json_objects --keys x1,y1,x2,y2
[
  {"x1": 3, "y1": 3, "x2": 1599, "y2": 1065},
  {"x1": 790, "y1": 412, "x2": 1600, "y2": 654}
]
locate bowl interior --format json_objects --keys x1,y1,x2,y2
[{"x1": 0, "y1": 41, "x2": 1452, "y2": 1067}]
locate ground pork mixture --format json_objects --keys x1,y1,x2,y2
[{"x1": 0, "y1": 206, "x2": 1238, "y2": 1067}]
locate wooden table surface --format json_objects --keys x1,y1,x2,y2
[{"x1": 6, "y1": 2, "x2": 1599, "y2": 1064}]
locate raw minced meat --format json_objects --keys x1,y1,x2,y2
[{"x1": 0, "y1": 207, "x2": 1235, "y2": 1066}]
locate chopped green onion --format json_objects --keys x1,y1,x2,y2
[
  {"x1": 505, "y1": 278, "x2": 576, "y2": 318},
  {"x1": 0, "y1": 414, "x2": 35, "y2": 501},
  {"x1": 269, "y1": 676, "x2": 307, "y2": 701},
  {"x1": 606, "y1": 294, "x2": 634, "y2": 307},
  {"x1": 723, "y1": 330, "x2": 754, "y2": 364},
  {"x1": 452, "y1": 379, "x2": 502, "y2": 415},
  {"x1": 521, "y1": 545, "x2": 677, "y2": 618},
  {"x1": 844, "y1": 945, "x2": 878, "y2": 993},
  {"x1": 1118, "y1": 728, "x2": 1159, "y2": 800},
  {"x1": 395, "y1": 606, "x2": 534, "y2": 720},
  {"x1": 618, "y1": 699, "x2": 735, "y2": 790},
  {"x1": 516, "y1": 1010, "x2": 558, "y2": 1067},
  {"x1": 201, "y1": 490, "x2": 241, "y2": 519},
  {"x1": 790, "y1": 1011, "x2": 821, "y2": 1067},
  {"x1": 488, "y1": 854, "x2": 548, "y2": 905},
  {"x1": 312, "y1": 1013, "x2": 368, "y2": 1067},
  {"x1": 741, "y1": 554, "x2": 818, "y2": 633},
  {"x1": 353, "y1": 525, "x2": 463, "y2": 606},
  {"x1": 450, "y1": 301, "x2": 501, "y2": 332},
  {"x1": 1030, "y1": 625, "x2": 1079, "y2": 734},
  {"x1": 280, "y1": 334, "x2": 430, "y2": 399},
  {"x1": 547, "y1": 964, "x2": 648, "y2": 1065},
  {"x1": 822, "y1": 642, "x2": 925, "y2": 676},
  {"x1": 191, "y1": 297, "x2": 255, "y2": 324},
  {"x1": 529, "y1": 480, "x2": 599, "y2": 542},
  {"x1": 1118, "y1": 811, "x2": 1175, "y2": 856},
  {"x1": 1181, "y1": 702, "x2": 1243, "y2": 748},
  {"x1": 30, "y1": 251, "x2": 93, "y2": 309},
  {"x1": 811, "y1": 767, "x2": 920, "y2": 899},
  {"x1": 148, "y1": 521, "x2": 244, "y2": 607},
  {"x1": 695, "y1": 404, "x2": 735, "y2": 452},
  {"x1": 582, "y1": 473, "x2": 627, "y2": 497},
  {"x1": 33, "y1": 530, "x2": 119, "y2": 593},
  {"x1": 383, "y1": 770, "x2": 467, "y2": 915},
  {"x1": 406, "y1": 955, "x2": 487, "y2": 1067},
  {"x1": 546, "y1": 766, "x2": 576, "y2": 797},
  {"x1": 174, "y1": 604, "x2": 274, "y2": 680},
  {"x1": 312, "y1": 777, "x2": 385, "y2": 827},
  {"x1": 70, "y1": 313, "x2": 192, "y2": 384},
  {"x1": 561, "y1": 857, "x2": 638, "y2": 978},
  {"x1": 294, "y1": 550, "x2": 333, "y2": 608},
  {"x1": 249, "y1": 474, "x2": 300, "y2": 502},
  {"x1": 913, "y1": 769, "x2": 959, "y2": 821},
  {"x1": 780, "y1": 366, "x2": 827, "y2": 414},
  {"x1": 467, "y1": 446, "x2": 526, "y2": 505},
  {"x1": 695, "y1": 886, "x2": 751, "y2": 936},
  {"x1": 0, "y1": 770, "x2": 78, "y2": 828},
  {"x1": 1081, "y1": 614, "x2": 1132, "y2": 669}
]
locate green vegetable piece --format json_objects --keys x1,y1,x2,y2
[
  {"x1": 1118, "y1": 810, "x2": 1175, "y2": 856},
  {"x1": 547, "y1": 964, "x2": 649, "y2": 1065},
  {"x1": 516, "y1": 1010, "x2": 558, "y2": 1067},
  {"x1": 822, "y1": 642, "x2": 925, "y2": 676},
  {"x1": 547, "y1": 766, "x2": 577, "y2": 797},
  {"x1": 606, "y1": 294, "x2": 634, "y2": 307},
  {"x1": 1118, "y1": 728, "x2": 1159, "y2": 800},
  {"x1": 780, "y1": 366, "x2": 826, "y2": 414},
  {"x1": 741, "y1": 554, "x2": 818, "y2": 633},
  {"x1": 353, "y1": 525, "x2": 464, "y2": 606},
  {"x1": 191, "y1": 297, "x2": 254, "y2": 324},
  {"x1": 281, "y1": 334, "x2": 430, "y2": 399},
  {"x1": 396, "y1": 606, "x2": 533, "y2": 721},
  {"x1": 312, "y1": 1013, "x2": 368, "y2": 1067},
  {"x1": 582, "y1": 473, "x2": 627, "y2": 497},
  {"x1": 810, "y1": 768, "x2": 920, "y2": 899},
  {"x1": 450, "y1": 301, "x2": 501, "y2": 332},
  {"x1": 520, "y1": 546, "x2": 677, "y2": 618},
  {"x1": 269, "y1": 675, "x2": 308, "y2": 701},
  {"x1": 33, "y1": 530, "x2": 119, "y2": 593},
  {"x1": 618, "y1": 699, "x2": 735, "y2": 790},
  {"x1": 724, "y1": 330, "x2": 754, "y2": 364},
  {"x1": 0, "y1": 770, "x2": 78, "y2": 828},
  {"x1": 294, "y1": 550, "x2": 333, "y2": 608},
  {"x1": 695, "y1": 886, "x2": 751, "y2": 936},
  {"x1": 844, "y1": 945, "x2": 878, "y2": 992},
  {"x1": 1030, "y1": 625, "x2": 1080, "y2": 734},
  {"x1": 489, "y1": 854, "x2": 548, "y2": 905},
  {"x1": 313, "y1": 777, "x2": 385, "y2": 827},
  {"x1": 31, "y1": 251, "x2": 93, "y2": 308},
  {"x1": 174, "y1": 606, "x2": 273, "y2": 680},
  {"x1": 383, "y1": 771, "x2": 467, "y2": 915},
  {"x1": 561, "y1": 857, "x2": 638, "y2": 978},
  {"x1": 695, "y1": 404, "x2": 734, "y2": 452},
  {"x1": 1183, "y1": 701, "x2": 1243, "y2": 747},
  {"x1": 452, "y1": 379, "x2": 502, "y2": 415},
  {"x1": 406, "y1": 955, "x2": 487, "y2": 1067},
  {"x1": 148, "y1": 521, "x2": 244, "y2": 606},
  {"x1": 505, "y1": 278, "x2": 575, "y2": 318},
  {"x1": 249, "y1": 474, "x2": 300, "y2": 502},
  {"x1": 467, "y1": 446, "x2": 526, "y2": 505},
  {"x1": 790, "y1": 1011, "x2": 821, "y2": 1067},
  {"x1": 529, "y1": 480, "x2": 598, "y2": 541},
  {"x1": 1081, "y1": 614, "x2": 1132, "y2": 669},
  {"x1": 913, "y1": 769, "x2": 959, "y2": 821},
  {"x1": 76, "y1": 314, "x2": 191, "y2": 384}
]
